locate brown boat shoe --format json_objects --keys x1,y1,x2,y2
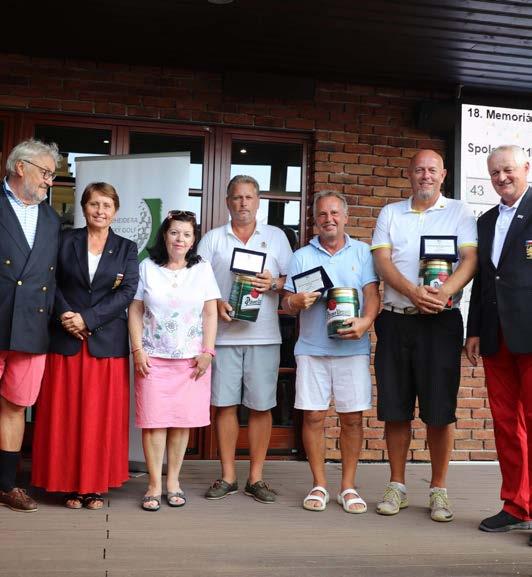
[{"x1": 0, "y1": 487, "x2": 38, "y2": 512}]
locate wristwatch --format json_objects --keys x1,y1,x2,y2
[{"x1": 271, "y1": 279, "x2": 279, "y2": 291}]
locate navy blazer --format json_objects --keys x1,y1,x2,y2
[
  {"x1": 50, "y1": 227, "x2": 139, "y2": 358},
  {"x1": 467, "y1": 187, "x2": 532, "y2": 355},
  {"x1": 0, "y1": 186, "x2": 60, "y2": 354}
]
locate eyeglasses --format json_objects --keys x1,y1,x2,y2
[
  {"x1": 167, "y1": 210, "x2": 196, "y2": 219},
  {"x1": 22, "y1": 159, "x2": 57, "y2": 181}
]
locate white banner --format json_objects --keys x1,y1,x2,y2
[
  {"x1": 75, "y1": 152, "x2": 190, "y2": 261},
  {"x1": 75, "y1": 152, "x2": 190, "y2": 465}
]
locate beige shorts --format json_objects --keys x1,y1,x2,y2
[{"x1": 295, "y1": 354, "x2": 372, "y2": 413}]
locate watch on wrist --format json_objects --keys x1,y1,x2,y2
[{"x1": 271, "y1": 279, "x2": 278, "y2": 291}]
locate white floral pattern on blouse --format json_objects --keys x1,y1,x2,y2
[{"x1": 134, "y1": 258, "x2": 221, "y2": 359}]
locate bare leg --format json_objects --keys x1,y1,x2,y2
[
  {"x1": 215, "y1": 405, "x2": 239, "y2": 483},
  {"x1": 338, "y1": 411, "x2": 365, "y2": 512},
  {"x1": 248, "y1": 409, "x2": 272, "y2": 484},
  {"x1": 142, "y1": 428, "x2": 167, "y2": 506},
  {"x1": 0, "y1": 396, "x2": 25, "y2": 451},
  {"x1": 302, "y1": 410, "x2": 327, "y2": 509},
  {"x1": 384, "y1": 421, "x2": 411, "y2": 484},
  {"x1": 427, "y1": 424, "x2": 453, "y2": 488},
  {"x1": 166, "y1": 427, "x2": 189, "y2": 505}
]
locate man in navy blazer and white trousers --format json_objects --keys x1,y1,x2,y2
[
  {"x1": 466, "y1": 145, "x2": 532, "y2": 542},
  {"x1": 0, "y1": 139, "x2": 61, "y2": 512}
]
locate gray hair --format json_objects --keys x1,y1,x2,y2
[
  {"x1": 313, "y1": 190, "x2": 348, "y2": 219},
  {"x1": 6, "y1": 139, "x2": 62, "y2": 176},
  {"x1": 226, "y1": 174, "x2": 260, "y2": 197},
  {"x1": 487, "y1": 145, "x2": 529, "y2": 167}
]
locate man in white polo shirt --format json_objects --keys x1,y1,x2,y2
[
  {"x1": 198, "y1": 175, "x2": 292, "y2": 504},
  {"x1": 282, "y1": 191, "x2": 380, "y2": 513},
  {"x1": 371, "y1": 149, "x2": 477, "y2": 523}
]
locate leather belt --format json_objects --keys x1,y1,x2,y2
[{"x1": 383, "y1": 304, "x2": 419, "y2": 315}]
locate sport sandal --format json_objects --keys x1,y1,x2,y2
[
  {"x1": 302, "y1": 486, "x2": 330, "y2": 511},
  {"x1": 337, "y1": 488, "x2": 367, "y2": 514}
]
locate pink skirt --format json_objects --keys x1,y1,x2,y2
[{"x1": 135, "y1": 357, "x2": 211, "y2": 428}]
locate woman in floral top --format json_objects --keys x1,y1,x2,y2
[{"x1": 128, "y1": 210, "x2": 220, "y2": 511}]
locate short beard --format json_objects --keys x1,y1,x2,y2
[
  {"x1": 22, "y1": 183, "x2": 46, "y2": 205},
  {"x1": 415, "y1": 187, "x2": 437, "y2": 201}
]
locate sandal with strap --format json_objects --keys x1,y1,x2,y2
[
  {"x1": 142, "y1": 494, "x2": 161, "y2": 512},
  {"x1": 167, "y1": 490, "x2": 186, "y2": 507},
  {"x1": 337, "y1": 488, "x2": 367, "y2": 514},
  {"x1": 302, "y1": 485, "x2": 330, "y2": 511},
  {"x1": 83, "y1": 493, "x2": 104, "y2": 510},
  {"x1": 65, "y1": 493, "x2": 84, "y2": 509}
]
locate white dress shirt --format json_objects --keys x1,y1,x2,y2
[{"x1": 491, "y1": 190, "x2": 526, "y2": 268}]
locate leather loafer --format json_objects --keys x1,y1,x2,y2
[
  {"x1": 0, "y1": 487, "x2": 38, "y2": 512},
  {"x1": 479, "y1": 510, "x2": 531, "y2": 532}
]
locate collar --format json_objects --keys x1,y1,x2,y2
[
  {"x1": 310, "y1": 233, "x2": 352, "y2": 255},
  {"x1": 404, "y1": 194, "x2": 447, "y2": 214},
  {"x1": 498, "y1": 189, "x2": 526, "y2": 214},
  {"x1": 3, "y1": 178, "x2": 38, "y2": 209},
  {"x1": 225, "y1": 220, "x2": 262, "y2": 238}
]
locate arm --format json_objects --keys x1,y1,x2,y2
[
  {"x1": 80, "y1": 242, "x2": 140, "y2": 331},
  {"x1": 373, "y1": 247, "x2": 444, "y2": 313},
  {"x1": 281, "y1": 290, "x2": 321, "y2": 313},
  {"x1": 128, "y1": 299, "x2": 151, "y2": 377},
  {"x1": 191, "y1": 298, "x2": 218, "y2": 380},
  {"x1": 336, "y1": 281, "x2": 380, "y2": 340}
]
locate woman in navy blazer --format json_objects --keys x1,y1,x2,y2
[{"x1": 32, "y1": 182, "x2": 139, "y2": 509}]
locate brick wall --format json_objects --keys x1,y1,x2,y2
[{"x1": 0, "y1": 53, "x2": 495, "y2": 461}]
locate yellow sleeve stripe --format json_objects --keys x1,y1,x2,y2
[
  {"x1": 458, "y1": 242, "x2": 478, "y2": 248},
  {"x1": 370, "y1": 244, "x2": 392, "y2": 251}
]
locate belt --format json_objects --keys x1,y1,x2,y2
[{"x1": 383, "y1": 304, "x2": 419, "y2": 315}]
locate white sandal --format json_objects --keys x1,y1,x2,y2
[
  {"x1": 302, "y1": 485, "x2": 330, "y2": 511},
  {"x1": 337, "y1": 488, "x2": 367, "y2": 514}
]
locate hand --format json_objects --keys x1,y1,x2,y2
[
  {"x1": 190, "y1": 352, "x2": 213, "y2": 381},
  {"x1": 408, "y1": 285, "x2": 446, "y2": 314},
  {"x1": 133, "y1": 349, "x2": 151, "y2": 377},
  {"x1": 61, "y1": 311, "x2": 90, "y2": 338},
  {"x1": 217, "y1": 300, "x2": 233, "y2": 322},
  {"x1": 465, "y1": 336, "x2": 480, "y2": 366},
  {"x1": 336, "y1": 317, "x2": 371, "y2": 340},
  {"x1": 289, "y1": 291, "x2": 321, "y2": 311},
  {"x1": 252, "y1": 269, "x2": 273, "y2": 293}
]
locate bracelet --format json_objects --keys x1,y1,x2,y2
[
  {"x1": 131, "y1": 347, "x2": 142, "y2": 354},
  {"x1": 201, "y1": 346, "x2": 216, "y2": 357}
]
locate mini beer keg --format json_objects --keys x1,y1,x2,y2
[
  {"x1": 326, "y1": 287, "x2": 360, "y2": 338},
  {"x1": 228, "y1": 274, "x2": 263, "y2": 322},
  {"x1": 418, "y1": 259, "x2": 453, "y2": 309}
]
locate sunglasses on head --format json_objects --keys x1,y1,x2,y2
[{"x1": 167, "y1": 210, "x2": 196, "y2": 219}]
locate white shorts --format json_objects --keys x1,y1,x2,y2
[{"x1": 295, "y1": 355, "x2": 372, "y2": 413}]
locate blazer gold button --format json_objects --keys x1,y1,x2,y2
[
  {"x1": 17, "y1": 280, "x2": 22, "y2": 285},
  {"x1": 5, "y1": 260, "x2": 10, "y2": 265},
  {"x1": 42, "y1": 286, "x2": 47, "y2": 291}
]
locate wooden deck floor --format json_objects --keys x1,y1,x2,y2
[{"x1": 0, "y1": 461, "x2": 530, "y2": 577}]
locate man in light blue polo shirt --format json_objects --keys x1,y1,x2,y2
[{"x1": 282, "y1": 191, "x2": 379, "y2": 513}]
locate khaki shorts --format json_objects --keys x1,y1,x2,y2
[{"x1": 211, "y1": 345, "x2": 280, "y2": 411}]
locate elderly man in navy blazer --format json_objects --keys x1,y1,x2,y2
[
  {"x1": 0, "y1": 139, "x2": 61, "y2": 512},
  {"x1": 466, "y1": 145, "x2": 532, "y2": 543}
]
